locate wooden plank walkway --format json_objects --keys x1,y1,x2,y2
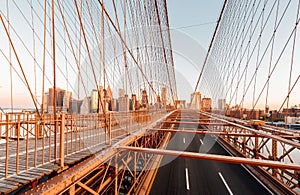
[{"x1": 0, "y1": 125, "x2": 130, "y2": 194}]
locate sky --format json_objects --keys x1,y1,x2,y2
[
  {"x1": 167, "y1": 0, "x2": 222, "y2": 49},
  {"x1": 166, "y1": 1, "x2": 223, "y2": 101},
  {"x1": 0, "y1": 1, "x2": 224, "y2": 109},
  {"x1": 1, "y1": 0, "x2": 299, "y2": 110}
]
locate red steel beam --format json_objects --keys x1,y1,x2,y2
[
  {"x1": 163, "y1": 121, "x2": 231, "y2": 126},
  {"x1": 118, "y1": 146, "x2": 300, "y2": 170},
  {"x1": 200, "y1": 112, "x2": 300, "y2": 149},
  {"x1": 149, "y1": 128, "x2": 260, "y2": 137}
]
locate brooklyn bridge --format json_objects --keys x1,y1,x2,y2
[{"x1": 0, "y1": 0, "x2": 300, "y2": 194}]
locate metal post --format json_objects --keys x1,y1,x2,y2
[
  {"x1": 60, "y1": 113, "x2": 65, "y2": 167},
  {"x1": 130, "y1": 112, "x2": 132, "y2": 134},
  {"x1": 115, "y1": 154, "x2": 118, "y2": 195},
  {"x1": 134, "y1": 142, "x2": 137, "y2": 190},
  {"x1": 0, "y1": 113, "x2": 2, "y2": 141},
  {"x1": 109, "y1": 112, "x2": 112, "y2": 145},
  {"x1": 5, "y1": 115, "x2": 9, "y2": 178},
  {"x1": 69, "y1": 185, "x2": 75, "y2": 195},
  {"x1": 26, "y1": 114, "x2": 29, "y2": 170},
  {"x1": 16, "y1": 115, "x2": 20, "y2": 174},
  {"x1": 254, "y1": 135, "x2": 258, "y2": 159},
  {"x1": 243, "y1": 129, "x2": 246, "y2": 155},
  {"x1": 272, "y1": 138, "x2": 278, "y2": 176},
  {"x1": 34, "y1": 115, "x2": 38, "y2": 167}
]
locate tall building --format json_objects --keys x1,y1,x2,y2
[
  {"x1": 190, "y1": 92, "x2": 201, "y2": 110},
  {"x1": 91, "y1": 89, "x2": 99, "y2": 113},
  {"x1": 175, "y1": 100, "x2": 186, "y2": 109},
  {"x1": 218, "y1": 99, "x2": 226, "y2": 110},
  {"x1": 118, "y1": 95, "x2": 129, "y2": 112},
  {"x1": 63, "y1": 91, "x2": 72, "y2": 112},
  {"x1": 119, "y1": 88, "x2": 125, "y2": 98},
  {"x1": 202, "y1": 98, "x2": 212, "y2": 112},
  {"x1": 42, "y1": 92, "x2": 48, "y2": 113},
  {"x1": 111, "y1": 98, "x2": 117, "y2": 111},
  {"x1": 98, "y1": 86, "x2": 104, "y2": 112},
  {"x1": 80, "y1": 96, "x2": 91, "y2": 114},
  {"x1": 141, "y1": 90, "x2": 149, "y2": 108},
  {"x1": 103, "y1": 85, "x2": 113, "y2": 111},
  {"x1": 161, "y1": 87, "x2": 167, "y2": 107},
  {"x1": 131, "y1": 94, "x2": 137, "y2": 110},
  {"x1": 46, "y1": 88, "x2": 72, "y2": 113},
  {"x1": 70, "y1": 99, "x2": 82, "y2": 113}
]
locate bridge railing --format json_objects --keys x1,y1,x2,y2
[
  {"x1": 0, "y1": 109, "x2": 167, "y2": 179},
  {"x1": 204, "y1": 112, "x2": 300, "y2": 192}
]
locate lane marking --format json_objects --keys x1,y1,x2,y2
[
  {"x1": 218, "y1": 172, "x2": 233, "y2": 195},
  {"x1": 199, "y1": 138, "x2": 203, "y2": 145},
  {"x1": 219, "y1": 142, "x2": 273, "y2": 194},
  {"x1": 185, "y1": 168, "x2": 190, "y2": 190},
  {"x1": 183, "y1": 137, "x2": 186, "y2": 143}
]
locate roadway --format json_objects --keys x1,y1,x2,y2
[{"x1": 150, "y1": 125, "x2": 273, "y2": 195}]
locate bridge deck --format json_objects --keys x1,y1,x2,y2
[{"x1": 0, "y1": 126, "x2": 131, "y2": 194}]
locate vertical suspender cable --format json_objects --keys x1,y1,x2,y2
[{"x1": 193, "y1": 0, "x2": 228, "y2": 96}]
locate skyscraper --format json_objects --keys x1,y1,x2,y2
[
  {"x1": 218, "y1": 99, "x2": 226, "y2": 110},
  {"x1": 190, "y1": 92, "x2": 201, "y2": 110},
  {"x1": 161, "y1": 87, "x2": 167, "y2": 107},
  {"x1": 202, "y1": 98, "x2": 212, "y2": 112},
  {"x1": 46, "y1": 88, "x2": 72, "y2": 113}
]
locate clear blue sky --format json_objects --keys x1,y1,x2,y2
[
  {"x1": 166, "y1": 1, "x2": 224, "y2": 101},
  {"x1": 167, "y1": 0, "x2": 223, "y2": 48},
  {"x1": 0, "y1": 1, "x2": 224, "y2": 108}
]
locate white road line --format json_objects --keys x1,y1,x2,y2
[
  {"x1": 218, "y1": 172, "x2": 233, "y2": 195},
  {"x1": 199, "y1": 138, "x2": 203, "y2": 145},
  {"x1": 183, "y1": 137, "x2": 186, "y2": 143},
  {"x1": 219, "y1": 143, "x2": 273, "y2": 194},
  {"x1": 185, "y1": 168, "x2": 190, "y2": 190}
]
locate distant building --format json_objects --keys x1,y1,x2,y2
[
  {"x1": 161, "y1": 87, "x2": 167, "y2": 107},
  {"x1": 46, "y1": 88, "x2": 72, "y2": 113},
  {"x1": 202, "y1": 98, "x2": 212, "y2": 112},
  {"x1": 70, "y1": 99, "x2": 83, "y2": 113},
  {"x1": 118, "y1": 95, "x2": 129, "y2": 112},
  {"x1": 141, "y1": 90, "x2": 149, "y2": 109},
  {"x1": 190, "y1": 92, "x2": 201, "y2": 110},
  {"x1": 175, "y1": 100, "x2": 186, "y2": 109},
  {"x1": 119, "y1": 88, "x2": 125, "y2": 98},
  {"x1": 90, "y1": 86, "x2": 113, "y2": 113},
  {"x1": 226, "y1": 109, "x2": 265, "y2": 120},
  {"x1": 106, "y1": 86, "x2": 113, "y2": 111},
  {"x1": 80, "y1": 96, "x2": 91, "y2": 114},
  {"x1": 269, "y1": 110, "x2": 283, "y2": 121},
  {"x1": 111, "y1": 98, "x2": 117, "y2": 111},
  {"x1": 63, "y1": 91, "x2": 72, "y2": 112},
  {"x1": 282, "y1": 108, "x2": 300, "y2": 117},
  {"x1": 285, "y1": 116, "x2": 300, "y2": 124},
  {"x1": 91, "y1": 89, "x2": 99, "y2": 113},
  {"x1": 42, "y1": 92, "x2": 48, "y2": 113},
  {"x1": 131, "y1": 94, "x2": 137, "y2": 111},
  {"x1": 218, "y1": 99, "x2": 226, "y2": 110}
]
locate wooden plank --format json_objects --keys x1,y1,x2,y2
[
  {"x1": 39, "y1": 163, "x2": 60, "y2": 170},
  {"x1": 0, "y1": 186, "x2": 16, "y2": 193},
  {"x1": 6, "y1": 177, "x2": 29, "y2": 185},
  {"x1": 0, "y1": 182, "x2": 18, "y2": 189},
  {"x1": 0, "y1": 180, "x2": 20, "y2": 187},
  {"x1": 8, "y1": 175, "x2": 32, "y2": 184},
  {"x1": 19, "y1": 171, "x2": 43, "y2": 178},
  {"x1": 29, "y1": 168, "x2": 51, "y2": 175}
]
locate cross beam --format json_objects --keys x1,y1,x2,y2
[
  {"x1": 148, "y1": 128, "x2": 259, "y2": 137},
  {"x1": 162, "y1": 121, "x2": 231, "y2": 126},
  {"x1": 118, "y1": 146, "x2": 300, "y2": 170}
]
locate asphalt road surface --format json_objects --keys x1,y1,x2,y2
[{"x1": 150, "y1": 125, "x2": 272, "y2": 195}]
